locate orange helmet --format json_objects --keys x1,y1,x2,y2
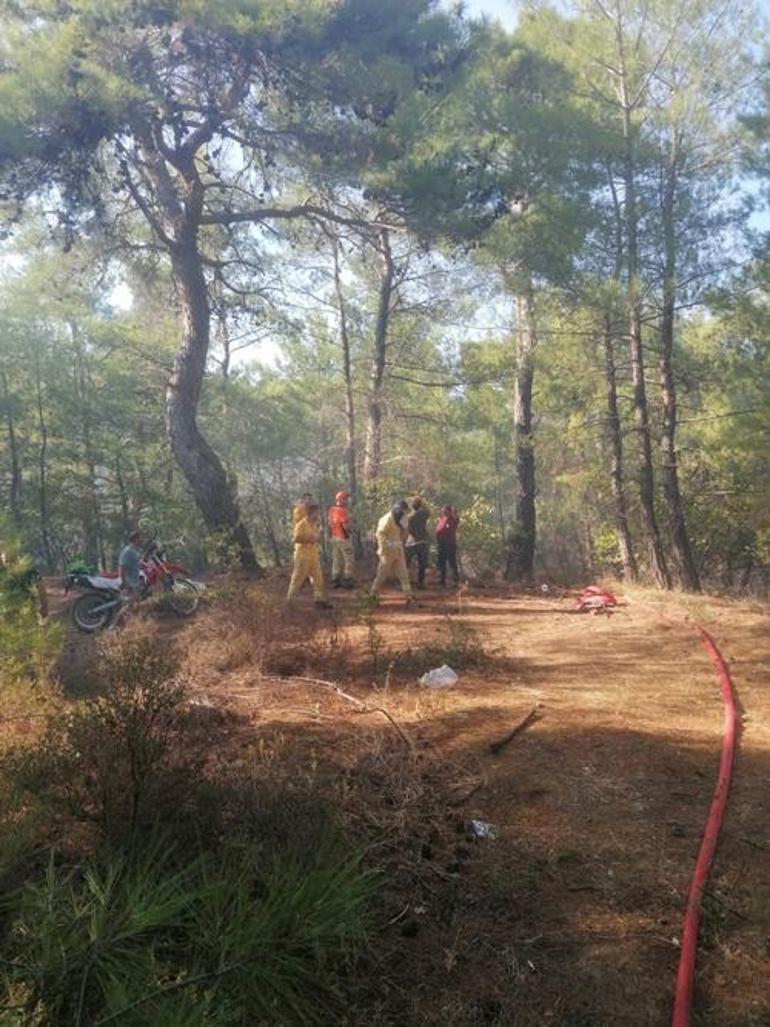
[{"x1": 335, "y1": 490, "x2": 349, "y2": 504}]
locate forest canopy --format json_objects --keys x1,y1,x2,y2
[{"x1": 0, "y1": 0, "x2": 768, "y2": 593}]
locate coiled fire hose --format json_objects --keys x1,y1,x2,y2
[{"x1": 671, "y1": 625, "x2": 737, "y2": 1027}]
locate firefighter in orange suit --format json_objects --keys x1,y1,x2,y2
[{"x1": 327, "y1": 490, "x2": 355, "y2": 589}]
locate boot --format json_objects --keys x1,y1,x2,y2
[
  {"x1": 331, "y1": 578, "x2": 341, "y2": 589},
  {"x1": 341, "y1": 577, "x2": 355, "y2": 590},
  {"x1": 315, "y1": 599, "x2": 333, "y2": 610}
]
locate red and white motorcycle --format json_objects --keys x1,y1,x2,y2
[{"x1": 65, "y1": 533, "x2": 201, "y2": 632}]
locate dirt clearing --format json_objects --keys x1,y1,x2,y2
[{"x1": 57, "y1": 580, "x2": 770, "y2": 1025}]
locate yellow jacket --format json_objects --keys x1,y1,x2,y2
[
  {"x1": 292, "y1": 503, "x2": 307, "y2": 527},
  {"x1": 293, "y1": 516, "x2": 320, "y2": 547},
  {"x1": 376, "y1": 512, "x2": 405, "y2": 556}
]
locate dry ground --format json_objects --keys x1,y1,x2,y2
[{"x1": 52, "y1": 575, "x2": 770, "y2": 1026}]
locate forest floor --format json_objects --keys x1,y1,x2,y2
[{"x1": 49, "y1": 574, "x2": 770, "y2": 1026}]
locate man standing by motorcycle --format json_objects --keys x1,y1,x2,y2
[
  {"x1": 112, "y1": 530, "x2": 144, "y2": 627},
  {"x1": 118, "y1": 531, "x2": 144, "y2": 598},
  {"x1": 327, "y1": 490, "x2": 355, "y2": 589}
]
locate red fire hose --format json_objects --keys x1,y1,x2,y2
[{"x1": 671, "y1": 625, "x2": 738, "y2": 1027}]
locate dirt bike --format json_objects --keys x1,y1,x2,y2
[{"x1": 65, "y1": 533, "x2": 200, "y2": 633}]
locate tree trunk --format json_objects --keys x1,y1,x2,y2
[
  {"x1": 115, "y1": 453, "x2": 131, "y2": 538},
  {"x1": 254, "y1": 461, "x2": 282, "y2": 566},
  {"x1": 738, "y1": 560, "x2": 753, "y2": 591},
  {"x1": 72, "y1": 323, "x2": 104, "y2": 570},
  {"x1": 132, "y1": 124, "x2": 259, "y2": 573},
  {"x1": 622, "y1": 104, "x2": 670, "y2": 588},
  {"x1": 329, "y1": 231, "x2": 364, "y2": 558},
  {"x1": 331, "y1": 238, "x2": 359, "y2": 505},
  {"x1": 1, "y1": 368, "x2": 22, "y2": 528},
  {"x1": 363, "y1": 228, "x2": 394, "y2": 484},
  {"x1": 602, "y1": 316, "x2": 638, "y2": 580},
  {"x1": 166, "y1": 231, "x2": 261, "y2": 573},
  {"x1": 659, "y1": 146, "x2": 700, "y2": 591},
  {"x1": 34, "y1": 359, "x2": 53, "y2": 571},
  {"x1": 493, "y1": 429, "x2": 506, "y2": 542},
  {"x1": 506, "y1": 286, "x2": 537, "y2": 581},
  {"x1": 604, "y1": 167, "x2": 638, "y2": 581}
]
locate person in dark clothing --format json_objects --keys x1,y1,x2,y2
[
  {"x1": 436, "y1": 505, "x2": 460, "y2": 586},
  {"x1": 405, "y1": 497, "x2": 430, "y2": 588}
]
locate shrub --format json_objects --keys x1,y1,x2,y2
[
  {"x1": 458, "y1": 496, "x2": 502, "y2": 577},
  {"x1": 0, "y1": 614, "x2": 377, "y2": 1025},
  {"x1": 1, "y1": 839, "x2": 374, "y2": 1026},
  {"x1": 4, "y1": 632, "x2": 199, "y2": 849},
  {"x1": 592, "y1": 524, "x2": 623, "y2": 575},
  {"x1": 0, "y1": 528, "x2": 61, "y2": 758},
  {"x1": 384, "y1": 616, "x2": 487, "y2": 682},
  {"x1": 0, "y1": 528, "x2": 60, "y2": 690}
]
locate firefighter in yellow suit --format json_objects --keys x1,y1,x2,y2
[
  {"x1": 370, "y1": 500, "x2": 413, "y2": 605},
  {"x1": 287, "y1": 504, "x2": 332, "y2": 608},
  {"x1": 292, "y1": 492, "x2": 313, "y2": 528}
]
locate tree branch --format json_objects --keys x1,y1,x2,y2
[{"x1": 199, "y1": 203, "x2": 400, "y2": 232}]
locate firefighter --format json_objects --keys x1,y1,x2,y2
[
  {"x1": 370, "y1": 500, "x2": 413, "y2": 605},
  {"x1": 405, "y1": 496, "x2": 430, "y2": 589},
  {"x1": 292, "y1": 492, "x2": 314, "y2": 528},
  {"x1": 287, "y1": 503, "x2": 332, "y2": 608},
  {"x1": 436, "y1": 504, "x2": 460, "y2": 586},
  {"x1": 328, "y1": 490, "x2": 355, "y2": 589}
]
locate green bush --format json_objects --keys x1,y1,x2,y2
[
  {"x1": 0, "y1": 614, "x2": 61, "y2": 690},
  {"x1": 1, "y1": 628, "x2": 375, "y2": 1025},
  {"x1": 592, "y1": 524, "x2": 622, "y2": 573},
  {"x1": 0, "y1": 528, "x2": 61, "y2": 756},
  {"x1": 387, "y1": 616, "x2": 487, "y2": 679},
  {"x1": 4, "y1": 634, "x2": 202, "y2": 848},
  {"x1": 1, "y1": 840, "x2": 373, "y2": 1026},
  {"x1": 458, "y1": 496, "x2": 502, "y2": 576},
  {"x1": 0, "y1": 528, "x2": 60, "y2": 689}
]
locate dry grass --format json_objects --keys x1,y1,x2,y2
[{"x1": 36, "y1": 576, "x2": 770, "y2": 1026}]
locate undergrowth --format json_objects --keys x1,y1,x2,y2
[
  {"x1": 0, "y1": 532, "x2": 62, "y2": 753},
  {"x1": 367, "y1": 615, "x2": 488, "y2": 685},
  {"x1": 0, "y1": 839, "x2": 372, "y2": 1026},
  {"x1": 0, "y1": 629, "x2": 377, "y2": 1025}
]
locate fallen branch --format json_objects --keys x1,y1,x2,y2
[
  {"x1": 261, "y1": 674, "x2": 413, "y2": 748},
  {"x1": 703, "y1": 890, "x2": 749, "y2": 922},
  {"x1": 385, "y1": 903, "x2": 411, "y2": 927},
  {"x1": 0, "y1": 714, "x2": 50, "y2": 724},
  {"x1": 448, "y1": 775, "x2": 486, "y2": 804},
  {"x1": 489, "y1": 705, "x2": 542, "y2": 756},
  {"x1": 737, "y1": 835, "x2": 769, "y2": 852}
]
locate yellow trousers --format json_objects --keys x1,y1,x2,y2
[
  {"x1": 371, "y1": 547, "x2": 412, "y2": 598},
  {"x1": 330, "y1": 538, "x2": 354, "y2": 581},
  {"x1": 287, "y1": 545, "x2": 326, "y2": 601}
]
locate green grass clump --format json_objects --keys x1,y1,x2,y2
[
  {"x1": 0, "y1": 629, "x2": 376, "y2": 1025},
  {"x1": 390, "y1": 617, "x2": 487, "y2": 678},
  {"x1": 0, "y1": 838, "x2": 374, "y2": 1026}
]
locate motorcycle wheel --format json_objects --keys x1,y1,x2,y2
[
  {"x1": 72, "y1": 592, "x2": 117, "y2": 633},
  {"x1": 169, "y1": 579, "x2": 199, "y2": 617}
]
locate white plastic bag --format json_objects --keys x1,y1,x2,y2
[
  {"x1": 419, "y1": 664, "x2": 458, "y2": 689},
  {"x1": 467, "y1": 819, "x2": 497, "y2": 840}
]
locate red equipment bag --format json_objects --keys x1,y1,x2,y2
[{"x1": 575, "y1": 585, "x2": 618, "y2": 612}]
